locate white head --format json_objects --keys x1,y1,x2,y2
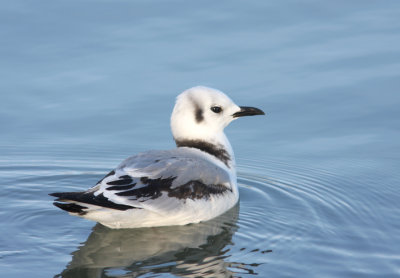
[{"x1": 171, "y1": 86, "x2": 264, "y2": 148}]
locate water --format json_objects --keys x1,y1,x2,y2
[{"x1": 1, "y1": 0, "x2": 400, "y2": 277}]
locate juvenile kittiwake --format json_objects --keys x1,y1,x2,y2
[{"x1": 50, "y1": 86, "x2": 265, "y2": 228}]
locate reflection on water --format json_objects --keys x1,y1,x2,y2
[{"x1": 57, "y1": 205, "x2": 246, "y2": 278}]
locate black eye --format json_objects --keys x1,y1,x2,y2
[{"x1": 211, "y1": 106, "x2": 222, "y2": 113}]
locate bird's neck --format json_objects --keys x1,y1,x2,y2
[{"x1": 174, "y1": 133, "x2": 235, "y2": 168}]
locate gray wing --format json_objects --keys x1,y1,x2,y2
[{"x1": 92, "y1": 149, "x2": 232, "y2": 212}]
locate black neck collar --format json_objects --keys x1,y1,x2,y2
[{"x1": 175, "y1": 139, "x2": 231, "y2": 167}]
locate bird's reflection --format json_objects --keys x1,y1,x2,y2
[{"x1": 57, "y1": 205, "x2": 240, "y2": 278}]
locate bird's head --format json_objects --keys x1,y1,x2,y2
[{"x1": 171, "y1": 86, "x2": 265, "y2": 144}]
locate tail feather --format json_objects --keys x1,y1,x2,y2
[
  {"x1": 53, "y1": 202, "x2": 88, "y2": 215},
  {"x1": 49, "y1": 191, "x2": 136, "y2": 212}
]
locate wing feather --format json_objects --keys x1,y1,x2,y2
[{"x1": 93, "y1": 149, "x2": 232, "y2": 212}]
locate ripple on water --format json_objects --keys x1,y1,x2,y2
[
  {"x1": 0, "y1": 160, "x2": 108, "y2": 275},
  {"x1": 236, "y1": 157, "x2": 400, "y2": 276},
  {"x1": 238, "y1": 157, "x2": 368, "y2": 233},
  {"x1": 1, "y1": 156, "x2": 398, "y2": 277}
]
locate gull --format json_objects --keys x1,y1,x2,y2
[{"x1": 50, "y1": 86, "x2": 264, "y2": 228}]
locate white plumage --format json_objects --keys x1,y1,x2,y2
[{"x1": 51, "y1": 86, "x2": 264, "y2": 228}]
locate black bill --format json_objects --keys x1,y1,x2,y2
[{"x1": 232, "y1": 106, "x2": 265, "y2": 118}]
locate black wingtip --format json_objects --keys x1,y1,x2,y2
[
  {"x1": 49, "y1": 191, "x2": 82, "y2": 201},
  {"x1": 49, "y1": 192, "x2": 60, "y2": 198}
]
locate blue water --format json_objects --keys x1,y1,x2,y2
[{"x1": 1, "y1": 1, "x2": 400, "y2": 277}]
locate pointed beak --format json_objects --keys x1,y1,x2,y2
[{"x1": 232, "y1": 106, "x2": 265, "y2": 118}]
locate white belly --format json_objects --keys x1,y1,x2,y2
[{"x1": 80, "y1": 190, "x2": 239, "y2": 229}]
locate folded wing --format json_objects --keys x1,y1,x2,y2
[{"x1": 51, "y1": 149, "x2": 232, "y2": 215}]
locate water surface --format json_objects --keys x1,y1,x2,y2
[{"x1": 1, "y1": 0, "x2": 400, "y2": 277}]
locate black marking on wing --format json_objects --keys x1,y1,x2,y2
[
  {"x1": 116, "y1": 177, "x2": 176, "y2": 200},
  {"x1": 118, "y1": 175, "x2": 132, "y2": 179},
  {"x1": 116, "y1": 177, "x2": 230, "y2": 201},
  {"x1": 50, "y1": 191, "x2": 137, "y2": 211},
  {"x1": 175, "y1": 139, "x2": 231, "y2": 166},
  {"x1": 168, "y1": 180, "x2": 230, "y2": 200},
  {"x1": 106, "y1": 176, "x2": 133, "y2": 185},
  {"x1": 107, "y1": 184, "x2": 137, "y2": 191},
  {"x1": 105, "y1": 175, "x2": 136, "y2": 191},
  {"x1": 96, "y1": 170, "x2": 115, "y2": 185}
]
